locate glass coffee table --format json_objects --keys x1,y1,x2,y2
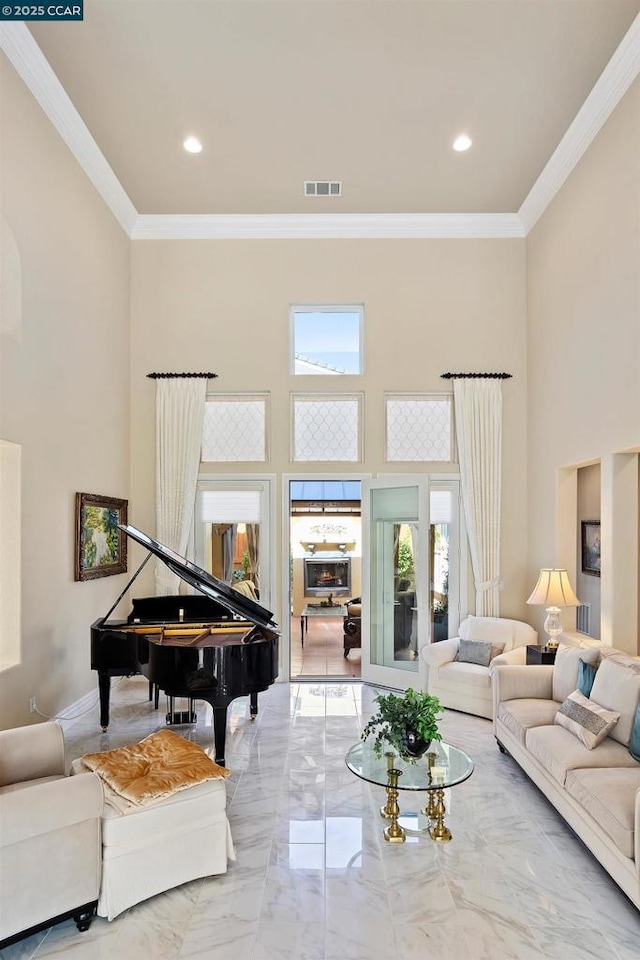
[{"x1": 345, "y1": 739, "x2": 473, "y2": 844}]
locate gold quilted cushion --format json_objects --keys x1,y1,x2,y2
[{"x1": 82, "y1": 729, "x2": 229, "y2": 806}]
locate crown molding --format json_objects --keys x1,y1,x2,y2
[
  {"x1": 3, "y1": 14, "x2": 639, "y2": 241},
  {"x1": 131, "y1": 213, "x2": 525, "y2": 240},
  {"x1": 519, "y1": 13, "x2": 640, "y2": 234},
  {"x1": 0, "y1": 23, "x2": 137, "y2": 235}
]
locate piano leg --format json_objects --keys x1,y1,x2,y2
[
  {"x1": 250, "y1": 691, "x2": 258, "y2": 720},
  {"x1": 98, "y1": 671, "x2": 111, "y2": 730},
  {"x1": 213, "y1": 706, "x2": 228, "y2": 766}
]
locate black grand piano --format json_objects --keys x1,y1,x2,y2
[{"x1": 91, "y1": 524, "x2": 279, "y2": 765}]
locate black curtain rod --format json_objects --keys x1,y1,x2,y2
[
  {"x1": 441, "y1": 372, "x2": 512, "y2": 380},
  {"x1": 146, "y1": 372, "x2": 218, "y2": 379}
]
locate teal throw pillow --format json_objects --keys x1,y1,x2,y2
[
  {"x1": 577, "y1": 657, "x2": 598, "y2": 698},
  {"x1": 629, "y1": 704, "x2": 640, "y2": 763}
]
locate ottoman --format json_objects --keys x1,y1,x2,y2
[{"x1": 71, "y1": 758, "x2": 235, "y2": 920}]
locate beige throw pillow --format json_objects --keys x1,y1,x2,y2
[
  {"x1": 555, "y1": 690, "x2": 620, "y2": 749},
  {"x1": 552, "y1": 644, "x2": 600, "y2": 703},
  {"x1": 589, "y1": 655, "x2": 640, "y2": 746}
]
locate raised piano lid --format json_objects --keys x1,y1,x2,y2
[{"x1": 119, "y1": 524, "x2": 278, "y2": 631}]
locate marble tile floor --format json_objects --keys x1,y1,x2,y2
[{"x1": 3, "y1": 678, "x2": 640, "y2": 960}]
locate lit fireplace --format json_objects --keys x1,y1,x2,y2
[{"x1": 303, "y1": 557, "x2": 351, "y2": 597}]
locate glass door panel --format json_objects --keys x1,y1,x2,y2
[
  {"x1": 362, "y1": 481, "x2": 428, "y2": 689},
  {"x1": 429, "y1": 481, "x2": 463, "y2": 643},
  {"x1": 362, "y1": 477, "x2": 465, "y2": 690}
]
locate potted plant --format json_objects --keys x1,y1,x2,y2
[{"x1": 361, "y1": 688, "x2": 444, "y2": 761}]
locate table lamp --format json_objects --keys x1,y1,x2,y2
[{"x1": 526, "y1": 569, "x2": 580, "y2": 649}]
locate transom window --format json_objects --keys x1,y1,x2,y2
[
  {"x1": 202, "y1": 395, "x2": 268, "y2": 462},
  {"x1": 385, "y1": 394, "x2": 453, "y2": 462},
  {"x1": 291, "y1": 304, "x2": 363, "y2": 375},
  {"x1": 292, "y1": 394, "x2": 363, "y2": 462}
]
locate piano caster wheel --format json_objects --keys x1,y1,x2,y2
[
  {"x1": 101, "y1": 726, "x2": 108, "y2": 732},
  {"x1": 250, "y1": 715, "x2": 256, "y2": 722}
]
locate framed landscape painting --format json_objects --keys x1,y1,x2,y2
[
  {"x1": 581, "y1": 520, "x2": 601, "y2": 577},
  {"x1": 75, "y1": 493, "x2": 128, "y2": 581}
]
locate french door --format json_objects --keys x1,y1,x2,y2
[{"x1": 361, "y1": 476, "x2": 465, "y2": 690}]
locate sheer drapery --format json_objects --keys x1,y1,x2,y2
[
  {"x1": 453, "y1": 379, "x2": 502, "y2": 617},
  {"x1": 246, "y1": 524, "x2": 260, "y2": 589},
  {"x1": 155, "y1": 378, "x2": 207, "y2": 595}
]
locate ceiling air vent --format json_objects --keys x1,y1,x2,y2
[{"x1": 305, "y1": 181, "x2": 342, "y2": 197}]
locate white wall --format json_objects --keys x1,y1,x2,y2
[
  {"x1": 0, "y1": 55, "x2": 131, "y2": 727},
  {"x1": 130, "y1": 238, "x2": 530, "y2": 626},
  {"x1": 527, "y1": 77, "x2": 640, "y2": 652}
]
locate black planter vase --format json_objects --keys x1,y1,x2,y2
[{"x1": 403, "y1": 729, "x2": 431, "y2": 759}]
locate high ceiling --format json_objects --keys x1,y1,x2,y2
[{"x1": 25, "y1": 1, "x2": 640, "y2": 218}]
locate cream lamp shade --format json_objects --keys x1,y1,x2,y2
[{"x1": 526, "y1": 569, "x2": 580, "y2": 648}]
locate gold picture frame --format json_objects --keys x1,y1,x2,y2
[{"x1": 74, "y1": 492, "x2": 128, "y2": 581}]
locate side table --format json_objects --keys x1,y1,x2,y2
[{"x1": 526, "y1": 644, "x2": 557, "y2": 665}]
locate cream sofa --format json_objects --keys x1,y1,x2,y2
[
  {"x1": 494, "y1": 643, "x2": 640, "y2": 910},
  {"x1": 0, "y1": 723, "x2": 103, "y2": 947},
  {"x1": 420, "y1": 616, "x2": 538, "y2": 719}
]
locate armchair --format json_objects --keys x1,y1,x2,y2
[
  {"x1": 343, "y1": 597, "x2": 362, "y2": 658},
  {"x1": 419, "y1": 616, "x2": 537, "y2": 720},
  {"x1": 0, "y1": 722, "x2": 103, "y2": 947}
]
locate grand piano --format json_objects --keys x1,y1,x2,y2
[{"x1": 91, "y1": 524, "x2": 279, "y2": 765}]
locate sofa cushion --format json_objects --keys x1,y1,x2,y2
[
  {"x1": 555, "y1": 690, "x2": 620, "y2": 749},
  {"x1": 552, "y1": 644, "x2": 600, "y2": 703},
  {"x1": 460, "y1": 616, "x2": 515, "y2": 650},
  {"x1": 565, "y1": 767, "x2": 640, "y2": 859},
  {"x1": 497, "y1": 699, "x2": 561, "y2": 746},
  {"x1": 590, "y1": 654, "x2": 640, "y2": 747},
  {"x1": 525, "y1": 725, "x2": 638, "y2": 786},
  {"x1": 438, "y1": 661, "x2": 492, "y2": 689},
  {"x1": 457, "y1": 638, "x2": 504, "y2": 667}
]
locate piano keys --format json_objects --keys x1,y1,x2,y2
[{"x1": 91, "y1": 524, "x2": 279, "y2": 765}]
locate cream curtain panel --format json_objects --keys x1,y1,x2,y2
[
  {"x1": 155, "y1": 378, "x2": 207, "y2": 595},
  {"x1": 453, "y1": 379, "x2": 502, "y2": 617}
]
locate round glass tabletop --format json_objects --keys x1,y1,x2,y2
[{"x1": 345, "y1": 739, "x2": 473, "y2": 792}]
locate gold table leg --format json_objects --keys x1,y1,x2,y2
[
  {"x1": 422, "y1": 788, "x2": 439, "y2": 821},
  {"x1": 428, "y1": 787, "x2": 452, "y2": 842},
  {"x1": 383, "y1": 767, "x2": 405, "y2": 843},
  {"x1": 380, "y1": 752, "x2": 396, "y2": 819}
]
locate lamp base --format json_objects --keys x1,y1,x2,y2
[{"x1": 543, "y1": 606, "x2": 563, "y2": 650}]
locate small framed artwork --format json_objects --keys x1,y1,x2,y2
[
  {"x1": 75, "y1": 493, "x2": 128, "y2": 581},
  {"x1": 581, "y1": 520, "x2": 601, "y2": 577}
]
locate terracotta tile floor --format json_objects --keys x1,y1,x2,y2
[{"x1": 290, "y1": 615, "x2": 361, "y2": 680}]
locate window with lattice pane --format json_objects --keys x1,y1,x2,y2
[
  {"x1": 202, "y1": 395, "x2": 268, "y2": 462},
  {"x1": 385, "y1": 394, "x2": 453, "y2": 462},
  {"x1": 292, "y1": 394, "x2": 362, "y2": 462}
]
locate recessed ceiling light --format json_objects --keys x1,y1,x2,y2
[
  {"x1": 453, "y1": 134, "x2": 472, "y2": 152},
  {"x1": 183, "y1": 136, "x2": 203, "y2": 154}
]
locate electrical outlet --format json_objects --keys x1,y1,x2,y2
[{"x1": 29, "y1": 697, "x2": 37, "y2": 713}]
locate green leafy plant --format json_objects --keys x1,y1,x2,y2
[
  {"x1": 396, "y1": 540, "x2": 415, "y2": 579},
  {"x1": 361, "y1": 688, "x2": 443, "y2": 760}
]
